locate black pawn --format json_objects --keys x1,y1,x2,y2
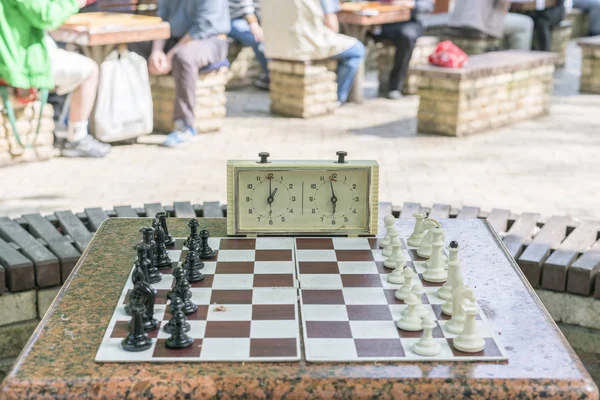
[
  {"x1": 165, "y1": 298, "x2": 194, "y2": 349},
  {"x1": 166, "y1": 265, "x2": 185, "y2": 301},
  {"x1": 157, "y1": 212, "x2": 176, "y2": 247},
  {"x1": 121, "y1": 303, "x2": 152, "y2": 352},
  {"x1": 154, "y1": 223, "x2": 173, "y2": 269},
  {"x1": 184, "y1": 250, "x2": 204, "y2": 283},
  {"x1": 176, "y1": 275, "x2": 198, "y2": 315},
  {"x1": 141, "y1": 227, "x2": 162, "y2": 284},
  {"x1": 186, "y1": 219, "x2": 201, "y2": 251},
  {"x1": 198, "y1": 229, "x2": 216, "y2": 259},
  {"x1": 163, "y1": 296, "x2": 191, "y2": 334}
]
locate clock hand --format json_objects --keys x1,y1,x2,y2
[{"x1": 329, "y1": 177, "x2": 337, "y2": 216}]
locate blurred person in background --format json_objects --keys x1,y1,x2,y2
[
  {"x1": 529, "y1": 0, "x2": 566, "y2": 51},
  {"x1": 573, "y1": 0, "x2": 600, "y2": 35}
]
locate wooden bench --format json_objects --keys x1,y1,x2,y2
[
  {"x1": 579, "y1": 36, "x2": 600, "y2": 94},
  {"x1": 97, "y1": 0, "x2": 157, "y2": 15},
  {"x1": 411, "y1": 50, "x2": 557, "y2": 136},
  {"x1": 269, "y1": 59, "x2": 339, "y2": 118},
  {"x1": 150, "y1": 61, "x2": 229, "y2": 134},
  {"x1": 376, "y1": 36, "x2": 439, "y2": 95},
  {"x1": 0, "y1": 100, "x2": 56, "y2": 167}
]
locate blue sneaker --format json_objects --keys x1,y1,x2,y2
[{"x1": 162, "y1": 120, "x2": 196, "y2": 147}]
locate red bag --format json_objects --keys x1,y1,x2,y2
[{"x1": 428, "y1": 41, "x2": 468, "y2": 68}]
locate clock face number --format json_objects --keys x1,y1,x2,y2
[{"x1": 237, "y1": 169, "x2": 369, "y2": 231}]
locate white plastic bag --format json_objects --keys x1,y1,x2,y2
[{"x1": 94, "y1": 49, "x2": 153, "y2": 142}]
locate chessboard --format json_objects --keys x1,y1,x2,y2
[{"x1": 95, "y1": 236, "x2": 507, "y2": 363}]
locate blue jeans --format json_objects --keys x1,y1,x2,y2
[
  {"x1": 228, "y1": 18, "x2": 269, "y2": 77},
  {"x1": 330, "y1": 41, "x2": 365, "y2": 103}
]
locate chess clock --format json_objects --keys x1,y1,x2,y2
[{"x1": 227, "y1": 152, "x2": 379, "y2": 236}]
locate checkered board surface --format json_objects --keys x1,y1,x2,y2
[
  {"x1": 96, "y1": 236, "x2": 507, "y2": 363},
  {"x1": 295, "y1": 237, "x2": 507, "y2": 362},
  {"x1": 95, "y1": 237, "x2": 301, "y2": 362}
]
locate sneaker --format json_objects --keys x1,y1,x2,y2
[
  {"x1": 61, "y1": 135, "x2": 111, "y2": 158},
  {"x1": 253, "y1": 74, "x2": 270, "y2": 90},
  {"x1": 388, "y1": 90, "x2": 403, "y2": 100},
  {"x1": 162, "y1": 120, "x2": 196, "y2": 148}
]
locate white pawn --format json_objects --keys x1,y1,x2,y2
[
  {"x1": 394, "y1": 268, "x2": 415, "y2": 300},
  {"x1": 422, "y1": 227, "x2": 448, "y2": 283},
  {"x1": 382, "y1": 226, "x2": 399, "y2": 258},
  {"x1": 445, "y1": 286, "x2": 476, "y2": 334},
  {"x1": 386, "y1": 246, "x2": 405, "y2": 284},
  {"x1": 396, "y1": 293, "x2": 423, "y2": 331},
  {"x1": 417, "y1": 218, "x2": 441, "y2": 259},
  {"x1": 384, "y1": 236, "x2": 402, "y2": 269},
  {"x1": 438, "y1": 241, "x2": 459, "y2": 300},
  {"x1": 380, "y1": 214, "x2": 396, "y2": 248},
  {"x1": 407, "y1": 211, "x2": 428, "y2": 247},
  {"x1": 412, "y1": 315, "x2": 441, "y2": 356},
  {"x1": 452, "y1": 302, "x2": 485, "y2": 353},
  {"x1": 410, "y1": 282, "x2": 428, "y2": 318}
]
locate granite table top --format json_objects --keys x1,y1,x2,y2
[{"x1": 1, "y1": 218, "x2": 598, "y2": 399}]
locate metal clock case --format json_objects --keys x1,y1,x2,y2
[{"x1": 227, "y1": 152, "x2": 379, "y2": 236}]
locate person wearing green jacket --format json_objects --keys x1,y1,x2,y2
[{"x1": 0, "y1": 0, "x2": 110, "y2": 158}]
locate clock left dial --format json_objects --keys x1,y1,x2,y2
[{"x1": 240, "y1": 172, "x2": 297, "y2": 228}]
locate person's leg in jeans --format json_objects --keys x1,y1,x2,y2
[
  {"x1": 164, "y1": 37, "x2": 228, "y2": 147},
  {"x1": 503, "y1": 13, "x2": 535, "y2": 50},
  {"x1": 574, "y1": 0, "x2": 600, "y2": 35},
  {"x1": 228, "y1": 17, "x2": 270, "y2": 88},
  {"x1": 330, "y1": 41, "x2": 365, "y2": 104},
  {"x1": 379, "y1": 20, "x2": 423, "y2": 99},
  {"x1": 532, "y1": 11, "x2": 552, "y2": 51}
]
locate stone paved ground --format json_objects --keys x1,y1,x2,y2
[{"x1": 1, "y1": 42, "x2": 599, "y2": 220}]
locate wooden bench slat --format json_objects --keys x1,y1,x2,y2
[
  {"x1": 567, "y1": 238, "x2": 600, "y2": 296},
  {"x1": 0, "y1": 217, "x2": 60, "y2": 288},
  {"x1": 399, "y1": 202, "x2": 421, "y2": 219},
  {"x1": 23, "y1": 214, "x2": 81, "y2": 283},
  {"x1": 428, "y1": 203, "x2": 451, "y2": 220},
  {"x1": 502, "y1": 212, "x2": 540, "y2": 259},
  {"x1": 114, "y1": 206, "x2": 139, "y2": 218},
  {"x1": 486, "y1": 209, "x2": 511, "y2": 233},
  {"x1": 518, "y1": 216, "x2": 569, "y2": 288},
  {"x1": 173, "y1": 202, "x2": 196, "y2": 218},
  {"x1": 202, "y1": 202, "x2": 223, "y2": 218},
  {"x1": 456, "y1": 206, "x2": 480, "y2": 219},
  {"x1": 55, "y1": 211, "x2": 94, "y2": 253},
  {"x1": 144, "y1": 203, "x2": 165, "y2": 218},
  {"x1": 0, "y1": 237, "x2": 35, "y2": 293},
  {"x1": 84, "y1": 208, "x2": 109, "y2": 232}
]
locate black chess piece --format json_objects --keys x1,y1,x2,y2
[
  {"x1": 141, "y1": 226, "x2": 162, "y2": 284},
  {"x1": 170, "y1": 270, "x2": 197, "y2": 315},
  {"x1": 129, "y1": 279, "x2": 159, "y2": 332},
  {"x1": 184, "y1": 250, "x2": 204, "y2": 283},
  {"x1": 185, "y1": 219, "x2": 201, "y2": 251},
  {"x1": 165, "y1": 299, "x2": 194, "y2": 349},
  {"x1": 126, "y1": 243, "x2": 156, "y2": 315},
  {"x1": 198, "y1": 229, "x2": 216, "y2": 259},
  {"x1": 156, "y1": 212, "x2": 176, "y2": 247},
  {"x1": 154, "y1": 222, "x2": 173, "y2": 269},
  {"x1": 166, "y1": 265, "x2": 185, "y2": 301},
  {"x1": 162, "y1": 296, "x2": 191, "y2": 334},
  {"x1": 121, "y1": 303, "x2": 153, "y2": 352}
]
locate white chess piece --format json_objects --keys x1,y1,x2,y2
[
  {"x1": 387, "y1": 244, "x2": 406, "y2": 284},
  {"x1": 422, "y1": 227, "x2": 448, "y2": 283},
  {"x1": 412, "y1": 315, "x2": 442, "y2": 356},
  {"x1": 417, "y1": 218, "x2": 441, "y2": 259},
  {"x1": 396, "y1": 293, "x2": 423, "y2": 331},
  {"x1": 441, "y1": 249, "x2": 465, "y2": 316},
  {"x1": 407, "y1": 211, "x2": 428, "y2": 247},
  {"x1": 411, "y1": 281, "x2": 424, "y2": 296},
  {"x1": 384, "y1": 236, "x2": 402, "y2": 268},
  {"x1": 438, "y1": 241, "x2": 459, "y2": 300},
  {"x1": 452, "y1": 301, "x2": 485, "y2": 353},
  {"x1": 380, "y1": 214, "x2": 396, "y2": 248},
  {"x1": 394, "y1": 268, "x2": 415, "y2": 300},
  {"x1": 410, "y1": 282, "x2": 428, "y2": 318},
  {"x1": 382, "y1": 226, "x2": 398, "y2": 258},
  {"x1": 445, "y1": 286, "x2": 476, "y2": 334}
]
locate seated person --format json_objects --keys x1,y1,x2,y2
[
  {"x1": 530, "y1": 0, "x2": 566, "y2": 52},
  {"x1": 261, "y1": 0, "x2": 365, "y2": 104},
  {"x1": 130, "y1": 0, "x2": 230, "y2": 147},
  {"x1": 228, "y1": 0, "x2": 269, "y2": 89},
  {"x1": 573, "y1": 0, "x2": 600, "y2": 36},
  {"x1": 0, "y1": 0, "x2": 109, "y2": 158},
  {"x1": 450, "y1": 0, "x2": 534, "y2": 50},
  {"x1": 371, "y1": 0, "x2": 434, "y2": 99}
]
